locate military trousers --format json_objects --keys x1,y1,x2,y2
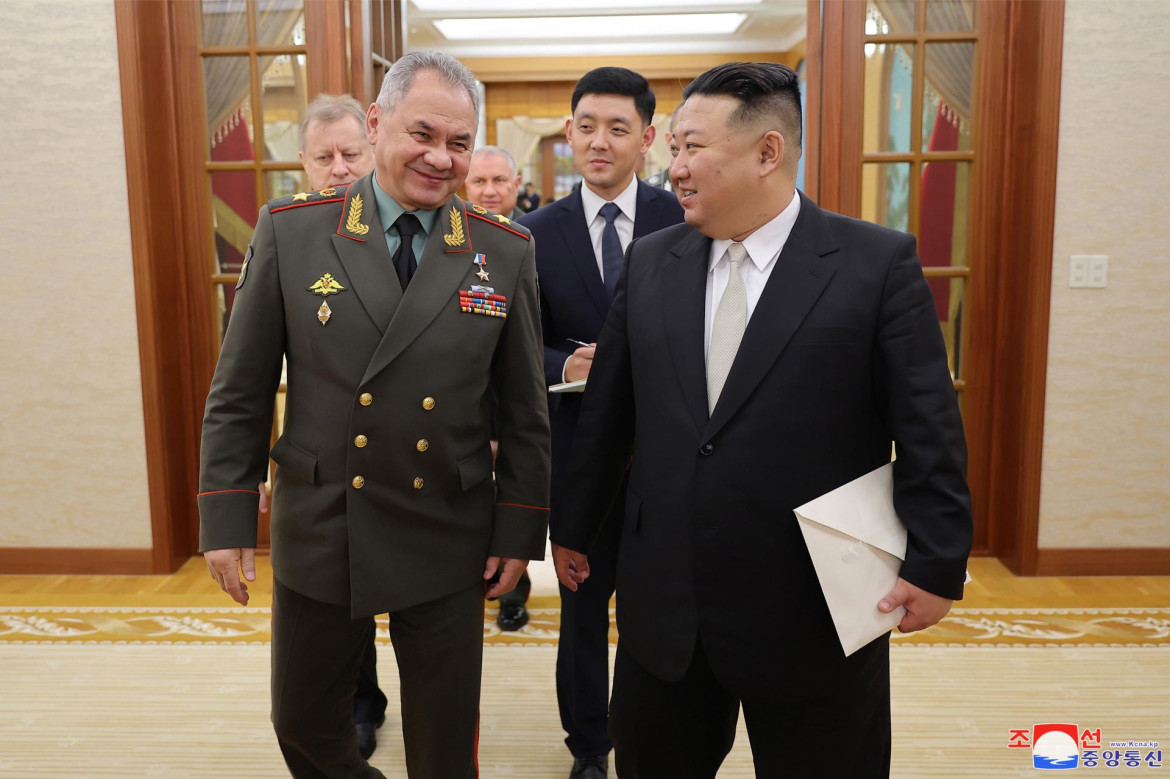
[{"x1": 271, "y1": 577, "x2": 484, "y2": 778}]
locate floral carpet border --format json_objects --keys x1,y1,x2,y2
[{"x1": 1, "y1": 605, "x2": 1167, "y2": 647}]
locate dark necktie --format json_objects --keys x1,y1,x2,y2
[
  {"x1": 392, "y1": 213, "x2": 421, "y2": 290},
  {"x1": 599, "y1": 202, "x2": 623, "y2": 298}
]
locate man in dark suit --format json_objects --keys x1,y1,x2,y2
[
  {"x1": 519, "y1": 182, "x2": 541, "y2": 213},
  {"x1": 552, "y1": 62, "x2": 972, "y2": 778},
  {"x1": 200, "y1": 51, "x2": 550, "y2": 778},
  {"x1": 519, "y1": 67, "x2": 684, "y2": 779}
]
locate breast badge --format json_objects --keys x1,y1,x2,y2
[
  {"x1": 459, "y1": 286, "x2": 508, "y2": 319},
  {"x1": 307, "y1": 272, "x2": 346, "y2": 326}
]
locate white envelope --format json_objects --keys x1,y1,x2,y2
[{"x1": 793, "y1": 463, "x2": 906, "y2": 657}]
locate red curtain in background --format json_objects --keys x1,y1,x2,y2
[{"x1": 918, "y1": 102, "x2": 959, "y2": 321}]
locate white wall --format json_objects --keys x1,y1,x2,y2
[
  {"x1": 1039, "y1": 0, "x2": 1170, "y2": 547},
  {"x1": 0, "y1": 1, "x2": 152, "y2": 548}
]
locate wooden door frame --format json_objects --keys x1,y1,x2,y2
[
  {"x1": 808, "y1": 0, "x2": 1071, "y2": 575},
  {"x1": 101, "y1": 0, "x2": 355, "y2": 574}
]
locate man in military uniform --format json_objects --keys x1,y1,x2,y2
[
  {"x1": 463, "y1": 144, "x2": 532, "y2": 632},
  {"x1": 199, "y1": 51, "x2": 550, "y2": 778}
]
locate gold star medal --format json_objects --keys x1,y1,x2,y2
[{"x1": 473, "y1": 253, "x2": 489, "y2": 282}]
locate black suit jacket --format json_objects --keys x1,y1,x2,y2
[
  {"x1": 552, "y1": 192, "x2": 972, "y2": 700},
  {"x1": 519, "y1": 180, "x2": 683, "y2": 526}
]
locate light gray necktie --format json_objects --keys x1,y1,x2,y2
[{"x1": 707, "y1": 241, "x2": 749, "y2": 415}]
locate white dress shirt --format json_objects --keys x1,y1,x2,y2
[
  {"x1": 580, "y1": 176, "x2": 639, "y2": 278},
  {"x1": 704, "y1": 193, "x2": 802, "y2": 360},
  {"x1": 561, "y1": 177, "x2": 642, "y2": 382}
]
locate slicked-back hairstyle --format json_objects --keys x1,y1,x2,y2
[
  {"x1": 300, "y1": 93, "x2": 367, "y2": 150},
  {"x1": 571, "y1": 66, "x2": 656, "y2": 127},
  {"x1": 375, "y1": 50, "x2": 481, "y2": 120},
  {"x1": 472, "y1": 145, "x2": 518, "y2": 175},
  {"x1": 683, "y1": 62, "x2": 802, "y2": 151}
]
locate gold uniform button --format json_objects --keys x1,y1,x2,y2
[
  {"x1": 413, "y1": 477, "x2": 424, "y2": 490},
  {"x1": 422, "y1": 397, "x2": 436, "y2": 410},
  {"x1": 354, "y1": 435, "x2": 368, "y2": 448},
  {"x1": 352, "y1": 475, "x2": 365, "y2": 489},
  {"x1": 359, "y1": 393, "x2": 373, "y2": 406},
  {"x1": 416, "y1": 439, "x2": 429, "y2": 452}
]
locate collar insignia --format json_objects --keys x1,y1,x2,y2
[
  {"x1": 444, "y1": 205, "x2": 466, "y2": 247},
  {"x1": 345, "y1": 194, "x2": 370, "y2": 236}
]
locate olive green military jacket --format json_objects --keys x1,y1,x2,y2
[{"x1": 198, "y1": 174, "x2": 551, "y2": 618}]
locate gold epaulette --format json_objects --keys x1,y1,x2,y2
[
  {"x1": 270, "y1": 185, "x2": 350, "y2": 213},
  {"x1": 467, "y1": 203, "x2": 531, "y2": 241}
]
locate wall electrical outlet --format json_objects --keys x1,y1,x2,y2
[
  {"x1": 1086, "y1": 255, "x2": 1109, "y2": 288},
  {"x1": 1069, "y1": 255, "x2": 1090, "y2": 287}
]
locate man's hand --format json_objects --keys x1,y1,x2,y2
[
  {"x1": 878, "y1": 577, "x2": 953, "y2": 633},
  {"x1": 205, "y1": 547, "x2": 257, "y2": 606},
  {"x1": 258, "y1": 481, "x2": 269, "y2": 514},
  {"x1": 551, "y1": 543, "x2": 590, "y2": 592},
  {"x1": 483, "y1": 556, "x2": 528, "y2": 600},
  {"x1": 564, "y1": 345, "x2": 595, "y2": 383}
]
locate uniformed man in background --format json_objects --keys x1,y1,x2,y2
[
  {"x1": 465, "y1": 145, "x2": 526, "y2": 224},
  {"x1": 294, "y1": 92, "x2": 388, "y2": 761},
  {"x1": 463, "y1": 144, "x2": 533, "y2": 632},
  {"x1": 199, "y1": 51, "x2": 550, "y2": 778}
]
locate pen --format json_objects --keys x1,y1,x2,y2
[{"x1": 565, "y1": 338, "x2": 594, "y2": 348}]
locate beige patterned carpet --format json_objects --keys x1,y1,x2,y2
[
  {"x1": 1, "y1": 603, "x2": 1168, "y2": 777},
  {"x1": 2, "y1": 600, "x2": 1168, "y2": 648}
]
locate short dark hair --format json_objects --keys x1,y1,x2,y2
[
  {"x1": 571, "y1": 67, "x2": 655, "y2": 127},
  {"x1": 682, "y1": 62, "x2": 802, "y2": 150}
]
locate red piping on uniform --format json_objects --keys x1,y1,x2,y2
[
  {"x1": 467, "y1": 211, "x2": 531, "y2": 241},
  {"x1": 271, "y1": 197, "x2": 345, "y2": 214},
  {"x1": 196, "y1": 489, "x2": 261, "y2": 497},
  {"x1": 495, "y1": 502, "x2": 550, "y2": 511}
]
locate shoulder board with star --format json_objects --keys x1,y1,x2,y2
[
  {"x1": 467, "y1": 203, "x2": 530, "y2": 241},
  {"x1": 269, "y1": 185, "x2": 350, "y2": 214}
]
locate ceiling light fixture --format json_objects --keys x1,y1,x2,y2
[
  {"x1": 415, "y1": 0, "x2": 761, "y2": 11},
  {"x1": 434, "y1": 13, "x2": 746, "y2": 40}
]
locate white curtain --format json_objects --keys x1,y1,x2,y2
[
  {"x1": 265, "y1": 121, "x2": 300, "y2": 162},
  {"x1": 872, "y1": 0, "x2": 973, "y2": 120},
  {"x1": 204, "y1": 0, "x2": 303, "y2": 141},
  {"x1": 495, "y1": 115, "x2": 570, "y2": 171}
]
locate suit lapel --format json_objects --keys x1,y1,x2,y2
[
  {"x1": 360, "y1": 195, "x2": 473, "y2": 385},
  {"x1": 704, "y1": 193, "x2": 839, "y2": 438},
  {"x1": 660, "y1": 228, "x2": 712, "y2": 435},
  {"x1": 633, "y1": 180, "x2": 663, "y2": 239},
  {"x1": 330, "y1": 175, "x2": 400, "y2": 335},
  {"x1": 557, "y1": 189, "x2": 610, "y2": 315}
]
